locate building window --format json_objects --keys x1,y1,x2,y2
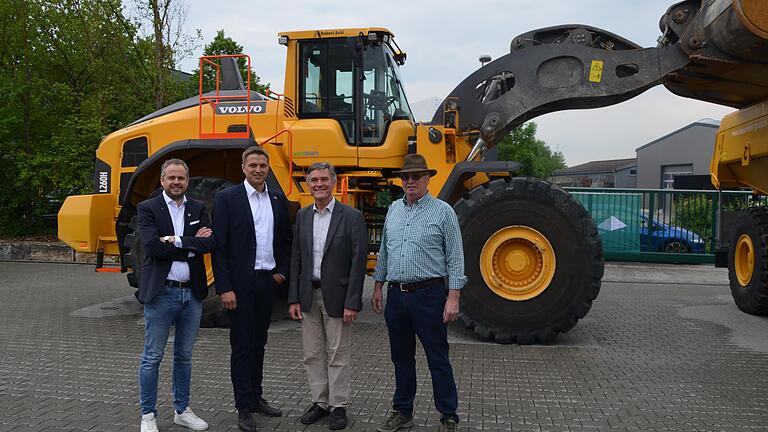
[{"x1": 661, "y1": 164, "x2": 693, "y2": 189}]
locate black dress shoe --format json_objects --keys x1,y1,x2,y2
[
  {"x1": 300, "y1": 403, "x2": 330, "y2": 425},
  {"x1": 237, "y1": 410, "x2": 258, "y2": 432},
  {"x1": 253, "y1": 398, "x2": 283, "y2": 417},
  {"x1": 329, "y1": 407, "x2": 347, "y2": 430}
]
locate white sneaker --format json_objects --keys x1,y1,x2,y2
[
  {"x1": 174, "y1": 408, "x2": 209, "y2": 431},
  {"x1": 140, "y1": 413, "x2": 159, "y2": 432}
]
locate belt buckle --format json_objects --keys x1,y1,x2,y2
[{"x1": 399, "y1": 282, "x2": 409, "y2": 293}]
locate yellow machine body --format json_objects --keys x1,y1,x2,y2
[
  {"x1": 711, "y1": 99, "x2": 768, "y2": 195},
  {"x1": 57, "y1": 27, "x2": 481, "y2": 267}
]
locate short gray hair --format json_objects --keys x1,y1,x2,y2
[
  {"x1": 160, "y1": 158, "x2": 189, "y2": 178},
  {"x1": 306, "y1": 162, "x2": 336, "y2": 182}
]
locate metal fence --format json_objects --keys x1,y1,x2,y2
[{"x1": 565, "y1": 188, "x2": 758, "y2": 264}]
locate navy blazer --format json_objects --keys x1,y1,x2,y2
[
  {"x1": 288, "y1": 201, "x2": 367, "y2": 318},
  {"x1": 136, "y1": 193, "x2": 216, "y2": 303},
  {"x1": 212, "y1": 183, "x2": 292, "y2": 294}
]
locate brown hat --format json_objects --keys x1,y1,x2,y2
[{"x1": 393, "y1": 154, "x2": 437, "y2": 177}]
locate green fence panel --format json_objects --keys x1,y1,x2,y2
[
  {"x1": 571, "y1": 191, "x2": 642, "y2": 253},
  {"x1": 564, "y1": 188, "x2": 755, "y2": 264}
]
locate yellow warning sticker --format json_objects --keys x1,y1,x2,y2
[{"x1": 589, "y1": 60, "x2": 604, "y2": 83}]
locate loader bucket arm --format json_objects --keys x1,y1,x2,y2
[
  {"x1": 431, "y1": 25, "x2": 691, "y2": 151},
  {"x1": 434, "y1": 0, "x2": 768, "y2": 154}
]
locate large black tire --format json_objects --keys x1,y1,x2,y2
[
  {"x1": 453, "y1": 177, "x2": 604, "y2": 344},
  {"x1": 123, "y1": 216, "x2": 142, "y2": 288},
  {"x1": 728, "y1": 207, "x2": 768, "y2": 315}
]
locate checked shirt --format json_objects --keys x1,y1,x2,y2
[{"x1": 373, "y1": 194, "x2": 467, "y2": 290}]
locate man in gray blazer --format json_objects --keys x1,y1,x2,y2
[{"x1": 288, "y1": 162, "x2": 367, "y2": 430}]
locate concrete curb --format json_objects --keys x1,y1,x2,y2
[{"x1": 0, "y1": 241, "x2": 118, "y2": 265}]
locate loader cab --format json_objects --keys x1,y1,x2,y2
[{"x1": 287, "y1": 29, "x2": 413, "y2": 146}]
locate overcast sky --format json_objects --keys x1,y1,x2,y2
[{"x1": 175, "y1": 0, "x2": 733, "y2": 166}]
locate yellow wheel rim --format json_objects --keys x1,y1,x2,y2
[
  {"x1": 480, "y1": 226, "x2": 556, "y2": 301},
  {"x1": 735, "y1": 234, "x2": 754, "y2": 287}
]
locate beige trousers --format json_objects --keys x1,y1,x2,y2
[{"x1": 301, "y1": 288, "x2": 352, "y2": 409}]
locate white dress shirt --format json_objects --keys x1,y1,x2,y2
[
  {"x1": 311, "y1": 199, "x2": 335, "y2": 280},
  {"x1": 244, "y1": 180, "x2": 276, "y2": 271},
  {"x1": 163, "y1": 191, "x2": 190, "y2": 282}
]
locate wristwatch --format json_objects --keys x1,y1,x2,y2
[{"x1": 162, "y1": 236, "x2": 170, "y2": 243}]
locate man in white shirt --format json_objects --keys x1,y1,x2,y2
[
  {"x1": 136, "y1": 159, "x2": 215, "y2": 432},
  {"x1": 288, "y1": 162, "x2": 367, "y2": 430},
  {"x1": 212, "y1": 146, "x2": 292, "y2": 432}
]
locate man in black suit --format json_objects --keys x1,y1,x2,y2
[
  {"x1": 136, "y1": 158, "x2": 215, "y2": 432},
  {"x1": 212, "y1": 146, "x2": 291, "y2": 432},
  {"x1": 288, "y1": 162, "x2": 367, "y2": 430}
]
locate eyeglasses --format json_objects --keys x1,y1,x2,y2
[{"x1": 400, "y1": 173, "x2": 427, "y2": 181}]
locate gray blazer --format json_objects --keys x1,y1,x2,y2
[{"x1": 288, "y1": 200, "x2": 367, "y2": 318}]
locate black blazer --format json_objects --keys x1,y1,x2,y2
[
  {"x1": 136, "y1": 193, "x2": 216, "y2": 303},
  {"x1": 288, "y1": 201, "x2": 367, "y2": 317},
  {"x1": 212, "y1": 183, "x2": 291, "y2": 294}
]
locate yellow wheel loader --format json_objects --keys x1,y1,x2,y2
[{"x1": 59, "y1": 0, "x2": 768, "y2": 342}]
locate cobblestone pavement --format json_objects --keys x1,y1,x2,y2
[{"x1": 0, "y1": 261, "x2": 767, "y2": 431}]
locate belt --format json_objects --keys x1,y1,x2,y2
[
  {"x1": 311, "y1": 279, "x2": 321, "y2": 289},
  {"x1": 165, "y1": 280, "x2": 191, "y2": 288},
  {"x1": 390, "y1": 277, "x2": 444, "y2": 293}
]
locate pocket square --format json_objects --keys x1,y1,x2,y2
[{"x1": 189, "y1": 220, "x2": 200, "y2": 226}]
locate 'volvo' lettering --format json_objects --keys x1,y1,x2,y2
[{"x1": 215, "y1": 102, "x2": 266, "y2": 115}]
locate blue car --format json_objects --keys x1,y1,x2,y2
[{"x1": 640, "y1": 215, "x2": 706, "y2": 253}]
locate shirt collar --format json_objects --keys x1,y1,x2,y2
[
  {"x1": 402, "y1": 193, "x2": 431, "y2": 206},
  {"x1": 162, "y1": 190, "x2": 186, "y2": 207},
  {"x1": 244, "y1": 180, "x2": 269, "y2": 197},
  {"x1": 313, "y1": 198, "x2": 336, "y2": 214}
]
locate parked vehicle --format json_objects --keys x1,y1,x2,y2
[{"x1": 640, "y1": 215, "x2": 706, "y2": 254}]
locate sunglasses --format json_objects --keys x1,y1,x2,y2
[{"x1": 400, "y1": 173, "x2": 427, "y2": 181}]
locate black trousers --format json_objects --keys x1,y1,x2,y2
[{"x1": 229, "y1": 270, "x2": 275, "y2": 411}]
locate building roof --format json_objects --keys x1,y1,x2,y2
[
  {"x1": 553, "y1": 157, "x2": 636, "y2": 176},
  {"x1": 635, "y1": 119, "x2": 720, "y2": 152}
]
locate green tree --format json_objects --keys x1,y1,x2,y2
[
  {"x1": 496, "y1": 122, "x2": 566, "y2": 178},
  {"x1": 0, "y1": 0, "x2": 197, "y2": 235},
  {"x1": 190, "y1": 30, "x2": 269, "y2": 94},
  {"x1": 133, "y1": 0, "x2": 201, "y2": 108}
]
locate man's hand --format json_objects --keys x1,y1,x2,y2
[
  {"x1": 343, "y1": 308, "x2": 358, "y2": 324},
  {"x1": 221, "y1": 291, "x2": 237, "y2": 310},
  {"x1": 288, "y1": 303, "x2": 302, "y2": 321},
  {"x1": 443, "y1": 289, "x2": 460, "y2": 323},
  {"x1": 195, "y1": 227, "x2": 212, "y2": 237},
  {"x1": 272, "y1": 273, "x2": 285, "y2": 285},
  {"x1": 371, "y1": 281, "x2": 385, "y2": 314},
  {"x1": 159, "y1": 235, "x2": 176, "y2": 243}
]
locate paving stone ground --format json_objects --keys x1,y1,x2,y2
[{"x1": 0, "y1": 261, "x2": 766, "y2": 431}]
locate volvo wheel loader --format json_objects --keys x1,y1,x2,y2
[{"x1": 58, "y1": 0, "x2": 768, "y2": 342}]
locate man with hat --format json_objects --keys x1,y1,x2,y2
[{"x1": 371, "y1": 154, "x2": 466, "y2": 432}]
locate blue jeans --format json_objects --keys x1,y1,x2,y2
[
  {"x1": 139, "y1": 286, "x2": 202, "y2": 416},
  {"x1": 384, "y1": 283, "x2": 458, "y2": 422}
]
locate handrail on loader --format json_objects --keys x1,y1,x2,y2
[{"x1": 198, "y1": 54, "x2": 252, "y2": 139}]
